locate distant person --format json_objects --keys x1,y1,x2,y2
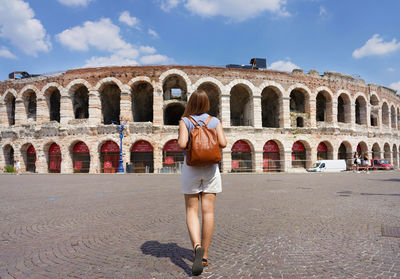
[
  {"x1": 178, "y1": 90, "x2": 227, "y2": 276},
  {"x1": 363, "y1": 153, "x2": 370, "y2": 173},
  {"x1": 353, "y1": 152, "x2": 360, "y2": 173},
  {"x1": 15, "y1": 160, "x2": 21, "y2": 175}
]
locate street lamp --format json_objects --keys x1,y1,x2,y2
[{"x1": 112, "y1": 121, "x2": 127, "y2": 173}]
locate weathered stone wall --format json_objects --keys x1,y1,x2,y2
[{"x1": 0, "y1": 65, "x2": 399, "y2": 173}]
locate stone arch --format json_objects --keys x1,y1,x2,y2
[
  {"x1": 390, "y1": 104, "x2": 396, "y2": 129},
  {"x1": 195, "y1": 79, "x2": 223, "y2": 118},
  {"x1": 20, "y1": 142, "x2": 36, "y2": 172},
  {"x1": 3, "y1": 143, "x2": 15, "y2": 166},
  {"x1": 21, "y1": 87, "x2": 39, "y2": 121},
  {"x1": 94, "y1": 77, "x2": 127, "y2": 93},
  {"x1": 68, "y1": 140, "x2": 91, "y2": 173},
  {"x1": 315, "y1": 87, "x2": 333, "y2": 122},
  {"x1": 164, "y1": 102, "x2": 185, "y2": 125},
  {"x1": 291, "y1": 139, "x2": 311, "y2": 169},
  {"x1": 397, "y1": 107, "x2": 400, "y2": 130},
  {"x1": 356, "y1": 141, "x2": 368, "y2": 156},
  {"x1": 370, "y1": 94, "x2": 380, "y2": 127},
  {"x1": 161, "y1": 71, "x2": 189, "y2": 101},
  {"x1": 317, "y1": 140, "x2": 334, "y2": 160},
  {"x1": 384, "y1": 143, "x2": 391, "y2": 163},
  {"x1": 159, "y1": 69, "x2": 192, "y2": 95},
  {"x1": 43, "y1": 83, "x2": 63, "y2": 123},
  {"x1": 43, "y1": 140, "x2": 63, "y2": 173},
  {"x1": 372, "y1": 143, "x2": 381, "y2": 159},
  {"x1": 130, "y1": 140, "x2": 154, "y2": 173},
  {"x1": 355, "y1": 94, "x2": 367, "y2": 125},
  {"x1": 98, "y1": 139, "x2": 120, "y2": 173},
  {"x1": 337, "y1": 91, "x2": 351, "y2": 123},
  {"x1": 131, "y1": 81, "x2": 153, "y2": 122},
  {"x1": 338, "y1": 141, "x2": 352, "y2": 169},
  {"x1": 66, "y1": 79, "x2": 92, "y2": 120},
  {"x1": 261, "y1": 85, "x2": 283, "y2": 128},
  {"x1": 229, "y1": 81, "x2": 254, "y2": 127},
  {"x1": 231, "y1": 139, "x2": 255, "y2": 172},
  {"x1": 288, "y1": 85, "x2": 311, "y2": 128},
  {"x1": 4, "y1": 90, "x2": 16, "y2": 126},
  {"x1": 381, "y1": 101, "x2": 389, "y2": 126},
  {"x1": 100, "y1": 82, "x2": 121, "y2": 125},
  {"x1": 263, "y1": 139, "x2": 284, "y2": 172},
  {"x1": 2, "y1": 88, "x2": 17, "y2": 101}
]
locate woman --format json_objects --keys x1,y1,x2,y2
[
  {"x1": 353, "y1": 152, "x2": 360, "y2": 173},
  {"x1": 178, "y1": 90, "x2": 227, "y2": 276}
]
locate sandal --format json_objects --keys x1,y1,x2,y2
[
  {"x1": 192, "y1": 244, "x2": 204, "y2": 276},
  {"x1": 202, "y1": 258, "x2": 208, "y2": 267}
]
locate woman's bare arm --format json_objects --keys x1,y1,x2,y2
[
  {"x1": 216, "y1": 122, "x2": 227, "y2": 148},
  {"x1": 178, "y1": 120, "x2": 188, "y2": 149}
]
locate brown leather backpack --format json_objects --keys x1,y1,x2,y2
[{"x1": 185, "y1": 116, "x2": 221, "y2": 166}]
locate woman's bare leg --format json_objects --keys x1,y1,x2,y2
[
  {"x1": 200, "y1": 193, "x2": 216, "y2": 260},
  {"x1": 184, "y1": 194, "x2": 201, "y2": 249}
]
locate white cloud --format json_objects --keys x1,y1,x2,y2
[
  {"x1": 387, "y1": 67, "x2": 396, "y2": 72},
  {"x1": 319, "y1": 6, "x2": 327, "y2": 17},
  {"x1": 56, "y1": 18, "x2": 130, "y2": 51},
  {"x1": 119, "y1": 11, "x2": 140, "y2": 29},
  {"x1": 352, "y1": 34, "x2": 400, "y2": 59},
  {"x1": 160, "y1": 0, "x2": 182, "y2": 11},
  {"x1": 269, "y1": 59, "x2": 300, "y2": 72},
  {"x1": 390, "y1": 81, "x2": 400, "y2": 92},
  {"x1": 0, "y1": 46, "x2": 17, "y2": 59},
  {"x1": 140, "y1": 54, "x2": 173, "y2": 65},
  {"x1": 57, "y1": 0, "x2": 93, "y2": 7},
  {"x1": 139, "y1": 46, "x2": 157, "y2": 54},
  {"x1": 160, "y1": 0, "x2": 290, "y2": 21},
  {"x1": 0, "y1": 0, "x2": 51, "y2": 56},
  {"x1": 148, "y1": 28, "x2": 159, "y2": 38},
  {"x1": 84, "y1": 55, "x2": 139, "y2": 68}
]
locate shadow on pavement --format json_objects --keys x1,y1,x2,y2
[{"x1": 140, "y1": 241, "x2": 193, "y2": 276}]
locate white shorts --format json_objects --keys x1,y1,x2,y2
[{"x1": 181, "y1": 158, "x2": 222, "y2": 194}]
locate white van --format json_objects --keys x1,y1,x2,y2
[{"x1": 307, "y1": 160, "x2": 346, "y2": 172}]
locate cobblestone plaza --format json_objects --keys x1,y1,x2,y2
[{"x1": 0, "y1": 172, "x2": 399, "y2": 278}]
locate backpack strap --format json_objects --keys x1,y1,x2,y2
[
  {"x1": 203, "y1": 116, "x2": 213, "y2": 127},
  {"x1": 187, "y1": 116, "x2": 200, "y2": 127}
]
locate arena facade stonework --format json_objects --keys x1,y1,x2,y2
[{"x1": 0, "y1": 65, "x2": 399, "y2": 174}]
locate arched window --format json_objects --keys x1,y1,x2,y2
[
  {"x1": 49, "y1": 90, "x2": 61, "y2": 122},
  {"x1": 3, "y1": 144, "x2": 14, "y2": 166},
  {"x1": 73, "y1": 142, "x2": 90, "y2": 173},
  {"x1": 337, "y1": 94, "x2": 350, "y2": 123},
  {"x1": 132, "y1": 82, "x2": 153, "y2": 122},
  {"x1": 261, "y1": 87, "x2": 280, "y2": 128},
  {"x1": 131, "y1": 140, "x2": 154, "y2": 173},
  {"x1": 164, "y1": 103, "x2": 185, "y2": 125},
  {"x1": 100, "y1": 141, "x2": 119, "y2": 173},
  {"x1": 370, "y1": 95, "x2": 379, "y2": 127},
  {"x1": 163, "y1": 75, "x2": 187, "y2": 101},
  {"x1": 230, "y1": 85, "x2": 252, "y2": 126},
  {"x1": 292, "y1": 141, "x2": 306, "y2": 168},
  {"x1": 48, "y1": 143, "x2": 61, "y2": 173},
  {"x1": 316, "y1": 91, "x2": 332, "y2": 122},
  {"x1": 5, "y1": 94, "x2": 15, "y2": 126},
  {"x1": 73, "y1": 86, "x2": 89, "y2": 119},
  {"x1": 26, "y1": 145, "x2": 36, "y2": 172},
  {"x1": 372, "y1": 143, "x2": 381, "y2": 159},
  {"x1": 163, "y1": 139, "x2": 184, "y2": 173},
  {"x1": 23, "y1": 91, "x2": 37, "y2": 121},
  {"x1": 231, "y1": 140, "x2": 252, "y2": 172},
  {"x1": 317, "y1": 142, "x2": 328, "y2": 160},
  {"x1": 355, "y1": 96, "x2": 367, "y2": 125},
  {"x1": 382, "y1": 103, "x2": 389, "y2": 126},
  {"x1": 101, "y1": 84, "x2": 120, "y2": 125},
  {"x1": 263, "y1": 140, "x2": 280, "y2": 172}
]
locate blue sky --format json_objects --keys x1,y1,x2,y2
[{"x1": 0, "y1": 0, "x2": 400, "y2": 92}]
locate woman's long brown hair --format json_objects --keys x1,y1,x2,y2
[{"x1": 182, "y1": 90, "x2": 210, "y2": 117}]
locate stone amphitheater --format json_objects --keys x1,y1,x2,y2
[{"x1": 0, "y1": 65, "x2": 399, "y2": 174}]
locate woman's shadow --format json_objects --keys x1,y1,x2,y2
[{"x1": 140, "y1": 241, "x2": 194, "y2": 276}]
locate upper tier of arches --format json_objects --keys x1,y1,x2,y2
[{"x1": 1, "y1": 68, "x2": 399, "y2": 132}]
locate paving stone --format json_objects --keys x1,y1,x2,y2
[{"x1": 0, "y1": 172, "x2": 399, "y2": 278}]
